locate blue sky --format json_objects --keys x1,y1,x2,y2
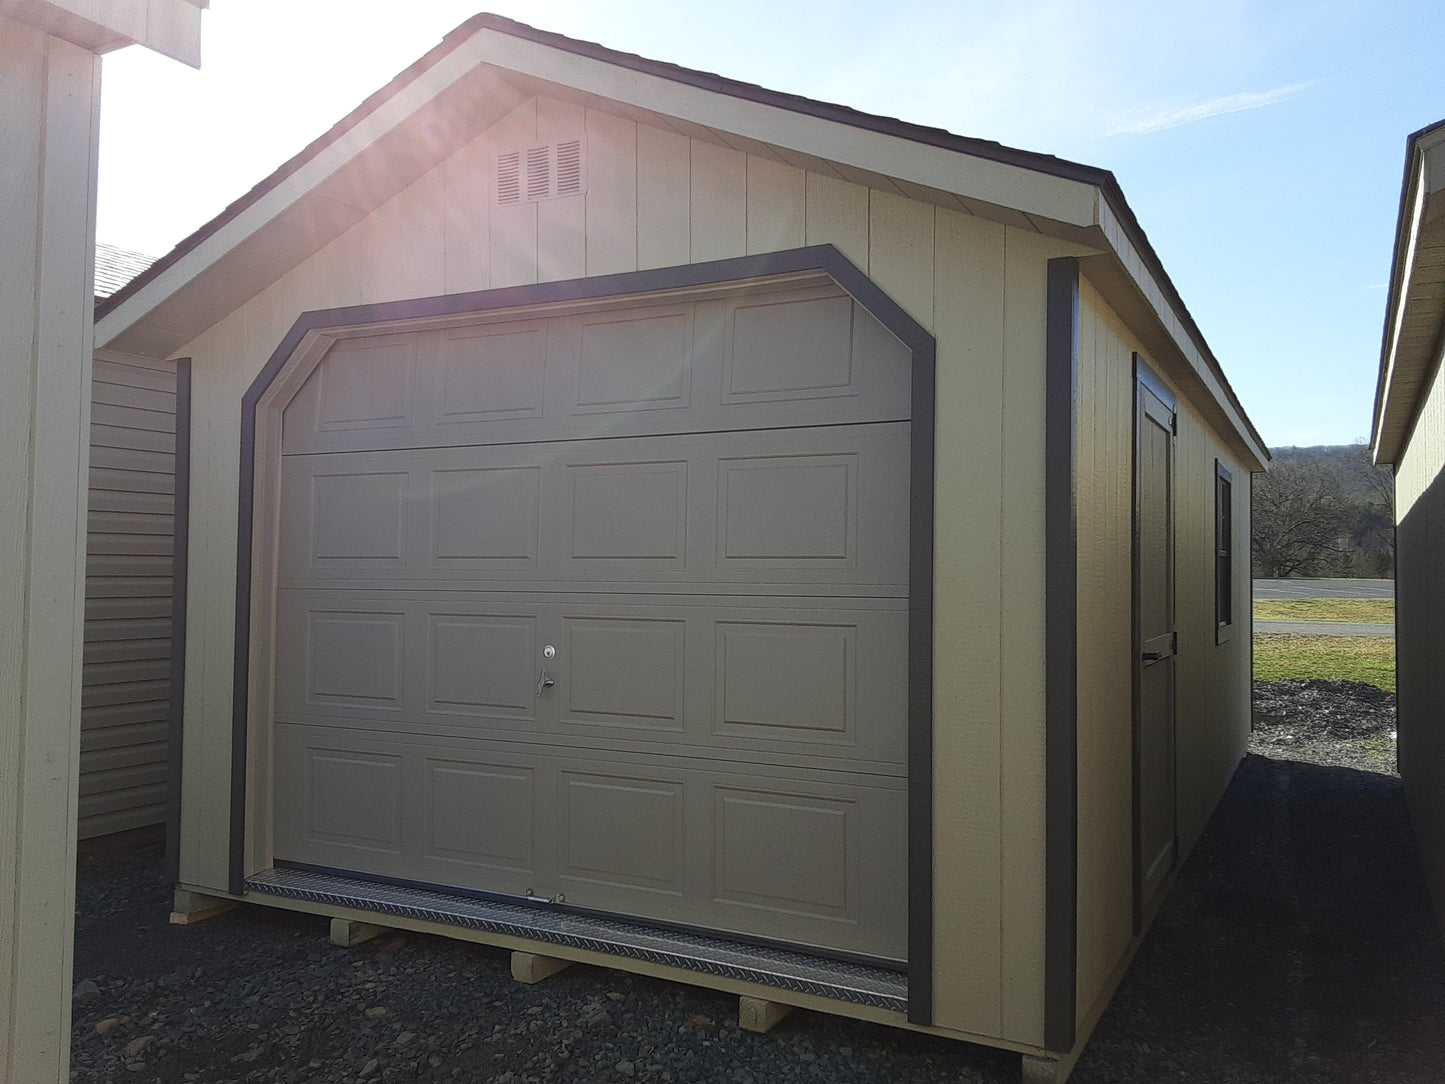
[{"x1": 96, "y1": 0, "x2": 1445, "y2": 450}]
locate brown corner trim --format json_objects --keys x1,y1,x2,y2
[
  {"x1": 1044, "y1": 258, "x2": 1080, "y2": 1054},
  {"x1": 229, "y1": 245, "x2": 937, "y2": 1020},
  {"x1": 166, "y1": 358, "x2": 192, "y2": 886}
]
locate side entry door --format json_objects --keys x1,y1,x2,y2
[{"x1": 1133, "y1": 359, "x2": 1177, "y2": 927}]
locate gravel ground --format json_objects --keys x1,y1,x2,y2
[{"x1": 70, "y1": 680, "x2": 1445, "y2": 1083}]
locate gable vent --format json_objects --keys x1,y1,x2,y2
[{"x1": 496, "y1": 139, "x2": 585, "y2": 205}]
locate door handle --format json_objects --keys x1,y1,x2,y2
[{"x1": 536, "y1": 668, "x2": 555, "y2": 697}]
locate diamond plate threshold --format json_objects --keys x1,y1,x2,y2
[{"x1": 246, "y1": 867, "x2": 906, "y2": 1013}]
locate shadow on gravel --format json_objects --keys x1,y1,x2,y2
[
  {"x1": 71, "y1": 753, "x2": 1445, "y2": 1084},
  {"x1": 1076, "y1": 754, "x2": 1445, "y2": 1084}
]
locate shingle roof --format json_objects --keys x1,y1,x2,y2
[{"x1": 94, "y1": 242, "x2": 157, "y2": 300}]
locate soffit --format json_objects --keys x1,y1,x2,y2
[
  {"x1": 0, "y1": 0, "x2": 205, "y2": 64},
  {"x1": 1373, "y1": 121, "x2": 1445, "y2": 466}
]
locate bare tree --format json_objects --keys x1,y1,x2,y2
[{"x1": 1251, "y1": 458, "x2": 1351, "y2": 578}]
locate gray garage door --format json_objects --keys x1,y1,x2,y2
[{"x1": 271, "y1": 282, "x2": 912, "y2": 962}]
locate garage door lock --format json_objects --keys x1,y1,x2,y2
[{"x1": 524, "y1": 889, "x2": 565, "y2": 905}]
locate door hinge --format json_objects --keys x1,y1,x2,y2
[{"x1": 524, "y1": 888, "x2": 565, "y2": 905}]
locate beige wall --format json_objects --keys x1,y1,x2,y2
[
  {"x1": 1394, "y1": 348, "x2": 1445, "y2": 933},
  {"x1": 0, "y1": 16, "x2": 101, "y2": 1082},
  {"x1": 166, "y1": 96, "x2": 1100, "y2": 1049},
  {"x1": 1073, "y1": 277, "x2": 1252, "y2": 1033},
  {"x1": 158, "y1": 93, "x2": 1261, "y2": 1053}
]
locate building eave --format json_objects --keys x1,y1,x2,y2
[
  {"x1": 1372, "y1": 119, "x2": 1445, "y2": 467},
  {"x1": 0, "y1": 0, "x2": 206, "y2": 65},
  {"x1": 94, "y1": 12, "x2": 1266, "y2": 466}
]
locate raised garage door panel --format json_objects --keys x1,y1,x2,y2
[
  {"x1": 271, "y1": 282, "x2": 911, "y2": 962},
  {"x1": 281, "y1": 286, "x2": 911, "y2": 455},
  {"x1": 274, "y1": 594, "x2": 906, "y2": 765},
  {"x1": 272, "y1": 723, "x2": 906, "y2": 956},
  {"x1": 277, "y1": 426, "x2": 908, "y2": 591}
]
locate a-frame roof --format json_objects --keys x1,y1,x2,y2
[{"x1": 96, "y1": 12, "x2": 1266, "y2": 467}]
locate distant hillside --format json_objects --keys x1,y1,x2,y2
[
  {"x1": 1252, "y1": 443, "x2": 1393, "y2": 578},
  {"x1": 1267, "y1": 444, "x2": 1393, "y2": 503}
]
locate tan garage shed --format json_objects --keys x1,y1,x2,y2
[{"x1": 94, "y1": 15, "x2": 1266, "y2": 1080}]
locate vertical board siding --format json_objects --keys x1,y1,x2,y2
[
  {"x1": 689, "y1": 140, "x2": 746, "y2": 263},
  {"x1": 161, "y1": 94, "x2": 1212, "y2": 1052},
  {"x1": 582, "y1": 107, "x2": 637, "y2": 277},
  {"x1": 83, "y1": 358, "x2": 178, "y2": 839},
  {"x1": 636, "y1": 125, "x2": 690, "y2": 270},
  {"x1": 1072, "y1": 281, "x2": 1145, "y2": 1027},
  {"x1": 487, "y1": 99, "x2": 540, "y2": 288},
  {"x1": 1395, "y1": 351, "x2": 1445, "y2": 936},
  {"x1": 868, "y1": 191, "x2": 935, "y2": 329},
  {"x1": 996, "y1": 227, "x2": 1053, "y2": 1046},
  {"x1": 398, "y1": 166, "x2": 448, "y2": 301},
  {"x1": 928, "y1": 208, "x2": 1006, "y2": 1036},
  {"x1": 536, "y1": 97, "x2": 587, "y2": 281},
  {"x1": 1172, "y1": 397, "x2": 1250, "y2": 853},
  {"x1": 805, "y1": 173, "x2": 869, "y2": 270},
  {"x1": 746, "y1": 155, "x2": 806, "y2": 255},
  {"x1": 1071, "y1": 279, "x2": 1251, "y2": 1035},
  {"x1": 442, "y1": 133, "x2": 491, "y2": 295}
]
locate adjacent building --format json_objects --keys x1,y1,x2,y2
[{"x1": 1370, "y1": 118, "x2": 1445, "y2": 940}]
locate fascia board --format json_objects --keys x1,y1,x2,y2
[
  {"x1": 462, "y1": 25, "x2": 1266, "y2": 463},
  {"x1": 1094, "y1": 195, "x2": 1268, "y2": 469},
  {"x1": 1373, "y1": 122, "x2": 1445, "y2": 465},
  {"x1": 95, "y1": 37, "x2": 511, "y2": 351},
  {"x1": 459, "y1": 29, "x2": 1100, "y2": 230},
  {"x1": 1, "y1": 0, "x2": 203, "y2": 64}
]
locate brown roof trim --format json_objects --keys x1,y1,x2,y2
[{"x1": 96, "y1": 12, "x2": 1262, "y2": 457}]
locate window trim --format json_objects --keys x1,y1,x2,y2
[{"x1": 1215, "y1": 459, "x2": 1235, "y2": 644}]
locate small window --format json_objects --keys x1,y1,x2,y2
[{"x1": 1215, "y1": 460, "x2": 1234, "y2": 643}]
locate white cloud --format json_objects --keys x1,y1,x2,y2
[{"x1": 1107, "y1": 82, "x2": 1313, "y2": 136}]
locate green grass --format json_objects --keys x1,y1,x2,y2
[
  {"x1": 1253, "y1": 633, "x2": 1396, "y2": 691},
  {"x1": 1253, "y1": 598, "x2": 1394, "y2": 623}
]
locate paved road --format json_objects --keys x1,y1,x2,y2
[
  {"x1": 1256, "y1": 620, "x2": 1394, "y2": 637},
  {"x1": 1253, "y1": 578, "x2": 1394, "y2": 599}
]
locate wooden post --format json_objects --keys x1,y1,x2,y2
[
  {"x1": 510, "y1": 951, "x2": 573, "y2": 984},
  {"x1": 329, "y1": 918, "x2": 390, "y2": 947},
  {"x1": 168, "y1": 889, "x2": 237, "y2": 925},
  {"x1": 1020, "y1": 1052, "x2": 1071, "y2": 1084},
  {"x1": 738, "y1": 996, "x2": 793, "y2": 1033}
]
